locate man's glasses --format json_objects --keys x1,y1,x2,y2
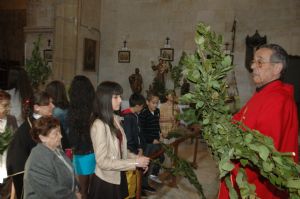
[{"x1": 251, "y1": 60, "x2": 279, "y2": 68}]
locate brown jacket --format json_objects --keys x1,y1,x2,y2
[{"x1": 90, "y1": 116, "x2": 137, "y2": 185}]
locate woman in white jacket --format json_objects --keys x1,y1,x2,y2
[{"x1": 89, "y1": 81, "x2": 149, "y2": 199}]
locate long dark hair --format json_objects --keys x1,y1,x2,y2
[
  {"x1": 91, "y1": 81, "x2": 123, "y2": 132},
  {"x1": 45, "y1": 80, "x2": 69, "y2": 109},
  {"x1": 68, "y1": 75, "x2": 95, "y2": 146},
  {"x1": 24, "y1": 91, "x2": 52, "y2": 120},
  {"x1": 7, "y1": 66, "x2": 34, "y2": 119}
]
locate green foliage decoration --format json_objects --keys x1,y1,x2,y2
[
  {"x1": 179, "y1": 22, "x2": 300, "y2": 198},
  {"x1": 25, "y1": 36, "x2": 51, "y2": 89},
  {"x1": 0, "y1": 127, "x2": 13, "y2": 155},
  {"x1": 171, "y1": 51, "x2": 186, "y2": 89},
  {"x1": 160, "y1": 142, "x2": 206, "y2": 199}
]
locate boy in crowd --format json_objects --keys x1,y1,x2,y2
[
  {"x1": 139, "y1": 92, "x2": 165, "y2": 186},
  {"x1": 122, "y1": 93, "x2": 155, "y2": 197}
]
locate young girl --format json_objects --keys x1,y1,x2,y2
[
  {"x1": 68, "y1": 75, "x2": 95, "y2": 199},
  {"x1": 45, "y1": 80, "x2": 69, "y2": 133},
  {"x1": 89, "y1": 81, "x2": 149, "y2": 199}
]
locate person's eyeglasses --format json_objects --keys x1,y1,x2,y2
[{"x1": 251, "y1": 60, "x2": 279, "y2": 68}]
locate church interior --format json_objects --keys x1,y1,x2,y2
[{"x1": 0, "y1": 0, "x2": 300, "y2": 199}]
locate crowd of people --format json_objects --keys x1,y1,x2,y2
[
  {"x1": 0, "y1": 43, "x2": 298, "y2": 199},
  {"x1": 0, "y1": 67, "x2": 175, "y2": 199}
]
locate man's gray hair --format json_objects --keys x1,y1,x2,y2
[{"x1": 259, "y1": 44, "x2": 288, "y2": 77}]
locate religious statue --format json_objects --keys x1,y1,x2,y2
[
  {"x1": 152, "y1": 58, "x2": 169, "y2": 85},
  {"x1": 128, "y1": 68, "x2": 143, "y2": 94},
  {"x1": 150, "y1": 58, "x2": 170, "y2": 100}
]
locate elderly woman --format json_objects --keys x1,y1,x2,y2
[
  {"x1": 23, "y1": 116, "x2": 80, "y2": 199},
  {"x1": 6, "y1": 91, "x2": 54, "y2": 199}
]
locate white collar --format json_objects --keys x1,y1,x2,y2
[{"x1": 33, "y1": 113, "x2": 42, "y2": 119}]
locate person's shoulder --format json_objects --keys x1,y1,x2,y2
[
  {"x1": 27, "y1": 144, "x2": 53, "y2": 166},
  {"x1": 266, "y1": 82, "x2": 294, "y2": 101},
  {"x1": 124, "y1": 112, "x2": 135, "y2": 119},
  {"x1": 30, "y1": 144, "x2": 49, "y2": 156},
  {"x1": 92, "y1": 118, "x2": 104, "y2": 126},
  {"x1": 140, "y1": 108, "x2": 149, "y2": 115},
  {"x1": 15, "y1": 119, "x2": 30, "y2": 133},
  {"x1": 91, "y1": 119, "x2": 108, "y2": 131}
]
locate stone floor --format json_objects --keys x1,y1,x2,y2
[{"x1": 144, "y1": 139, "x2": 220, "y2": 199}]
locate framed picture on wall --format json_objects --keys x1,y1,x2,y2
[
  {"x1": 43, "y1": 49, "x2": 53, "y2": 63},
  {"x1": 83, "y1": 38, "x2": 97, "y2": 71},
  {"x1": 118, "y1": 50, "x2": 130, "y2": 63},
  {"x1": 160, "y1": 48, "x2": 174, "y2": 61}
]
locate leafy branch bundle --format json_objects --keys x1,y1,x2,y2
[
  {"x1": 158, "y1": 143, "x2": 206, "y2": 199},
  {"x1": 0, "y1": 127, "x2": 13, "y2": 155},
  {"x1": 179, "y1": 23, "x2": 300, "y2": 198}
]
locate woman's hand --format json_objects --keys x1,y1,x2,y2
[{"x1": 135, "y1": 156, "x2": 150, "y2": 168}]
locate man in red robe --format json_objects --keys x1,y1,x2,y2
[{"x1": 219, "y1": 44, "x2": 299, "y2": 199}]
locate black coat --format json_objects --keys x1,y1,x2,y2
[
  {"x1": 123, "y1": 112, "x2": 145, "y2": 154},
  {"x1": 6, "y1": 118, "x2": 36, "y2": 175}
]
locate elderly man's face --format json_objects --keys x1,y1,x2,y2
[{"x1": 251, "y1": 48, "x2": 281, "y2": 87}]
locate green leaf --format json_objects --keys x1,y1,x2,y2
[
  {"x1": 203, "y1": 118, "x2": 209, "y2": 125},
  {"x1": 244, "y1": 134, "x2": 253, "y2": 144},
  {"x1": 273, "y1": 156, "x2": 283, "y2": 165},
  {"x1": 221, "y1": 161, "x2": 235, "y2": 171},
  {"x1": 262, "y1": 161, "x2": 273, "y2": 172},
  {"x1": 212, "y1": 80, "x2": 220, "y2": 89},
  {"x1": 195, "y1": 34, "x2": 205, "y2": 45},
  {"x1": 196, "y1": 101, "x2": 204, "y2": 109},
  {"x1": 287, "y1": 180, "x2": 300, "y2": 189},
  {"x1": 258, "y1": 145, "x2": 270, "y2": 161},
  {"x1": 240, "y1": 159, "x2": 249, "y2": 167}
]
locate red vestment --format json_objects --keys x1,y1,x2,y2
[{"x1": 218, "y1": 80, "x2": 299, "y2": 199}]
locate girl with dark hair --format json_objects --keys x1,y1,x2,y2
[
  {"x1": 67, "y1": 75, "x2": 95, "y2": 199},
  {"x1": 89, "y1": 81, "x2": 149, "y2": 199},
  {"x1": 45, "y1": 80, "x2": 69, "y2": 132},
  {"x1": 6, "y1": 91, "x2": 54, "y2": 199},
  {"x1": 5, "y1": 67, "x2": 33, "y2": 126}
]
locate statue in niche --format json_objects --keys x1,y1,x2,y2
[
  {"x1": 152, "y1": 58, "x2": 170, "y2": 84},
  {"x1": 245, "y1": 30, "x2": 267, "y2": 72},
  {"x1": 150, "y1": 58, "x2": 171, "y2": 100},
  {"x1": 129, "y1": 67, "x2": 143, "y2": 94}
]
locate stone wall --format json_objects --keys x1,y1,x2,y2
[
  {"x1": 30, "y1": 0, "x2": 299, "y2": 105},
  {"x1": 98, "y1": 0, "x2": 300, "y2": 104},
  {"x1": 53, "y1": 0, "x2": 101, "y2": 86}
]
